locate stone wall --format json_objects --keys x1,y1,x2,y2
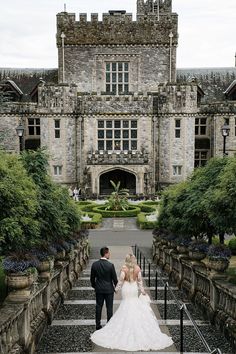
[{"x1": 0, "y1": 238, "x2": 89, "y2": 354}]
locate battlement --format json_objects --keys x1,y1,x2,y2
[
  {"x1": 56, "y1": 4, "x2": 177, "y2": 46},
  {"x1": 137, "y1": 0, "x2": 172, "y2": 16}
]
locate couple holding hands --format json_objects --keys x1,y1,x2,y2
[{"x1": 90, "y1": 246, "x2": 173, "y2": 351}]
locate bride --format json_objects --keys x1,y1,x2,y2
[{"x1": 90, "y1": 253, "x2": 173, "y2": 351}]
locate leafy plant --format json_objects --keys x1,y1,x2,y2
[
  {"x1": 189, "y1": 240, "x2": 209, "y2": 254},
  {"x1": 105, "y1": 180, "x2": 129, "y2": 211},
  {"x1": 175, "y1": 235, "x2": 192, "y2": 247},
  {"x1": 207, "y1": 244, "x2": 231, "y2": 260},
  {"x1": 2, "y1": 252, "x2": 39, "y2": 274},
  {"x1": 228, "y1": 238, "x2": 236, "y2": 255}
]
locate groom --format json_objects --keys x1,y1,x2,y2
[{"x1": 90, "y1": 246, "x2": 118, "y2": 330}]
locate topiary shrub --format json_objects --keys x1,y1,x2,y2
[
  {"x1": 92, "y1": 205, "x2": 140, "y2": 217},
  {"x1": 81, "y1": 212, "x2": 102, "y2": 229},
  {"x1": 137, "y1": 213, "x2": 157, "y2": 229},
  {"x1": 228, "y1": 238, "x2": 236, "y2": 255}
]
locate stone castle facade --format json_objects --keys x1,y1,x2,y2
[{"x1": 0, "y1": 0, "x2": 236, "y2": 195}]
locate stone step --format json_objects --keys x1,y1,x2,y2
[
  {"x1": 71, "y1": 286, "x2": 178, "y2": 291},
  {"x1": 64, "y1": 299, "x2": 183, "y2": 305},
  {"x1": 51, "y1": 319, "x2": 209, "y2": 326},
  {"x1": 44, "y1": 352, "x2": 209, "y2": 354}
]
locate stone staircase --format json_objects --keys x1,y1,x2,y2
[{"x1": 36, "y1": 246, "x2": 232, "y2": 354}]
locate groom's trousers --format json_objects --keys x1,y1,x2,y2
[{"x1": 95, "y1": 292, "x2": 114, "y2": 329}]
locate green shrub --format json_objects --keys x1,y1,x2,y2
[
  {"x1": 139, "y1": 204, "x2": 156, "y2": 213},
  {"x1": 78, "y1": 203, "x2": 98, "y2": 212},
  {"x1": 92, "y1": 205, "x2": 141, "y2": 217},
  {"x1": 228, "y1": 238, "x2": 236, "y2": 255},
  {"x1": 226, "y1": 267, "x2": 236, "y2": 285},
  {"x1": 141, "y1": 201, "x2": 159, "y2": 206},
  {"x1": 77, "y1": 201, "x2": 95, "y2": 206},
  {"x1": 0, "y1": 257, "x2": 7, "y2": 304},
  {"x1": 81, "y1": 212, "x2": 102, "y2": 229},
  {"x1": 137, "y1": 213, "x2": 157, "y2": 229}
]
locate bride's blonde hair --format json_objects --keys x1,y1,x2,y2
[{"x1": 124, "y1": 253, "x2": 137, "y2": 282}]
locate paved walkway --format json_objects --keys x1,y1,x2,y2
[{"x1": 36, "y1": 219, "x2": 233, "y2": 354}]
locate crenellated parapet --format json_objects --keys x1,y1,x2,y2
[
  {"x1": 38, "y1": 83, "x2": 78, "y2": 113},
  {"x1": 56, "y1": 7, "x2": 177, "y2": 46},
  {"x1": 153, "y1": 83, "x2": 199, "y2": 113},
  {"x1": 78, "y1": 93, "x2": 154, "y2": 115},
  {"x1": 137, "y1": 0, "x2": 172, "y2": 17}
]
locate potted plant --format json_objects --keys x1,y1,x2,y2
[
  {"x1": 3, "y1": 252, "x2": 39, "y2": 301},
  {"x1": 32, "y1": 243, "x2": 56, "y2": 279},
  {"x1": 207, "y1": 244, "x2": 231, "y2": 272},
  {"x1": 176, "y1": 236, "x2": 191, "y2": 254},
  {"x1": 188, "y1": 240, "x2": 209, "y2": 261}
]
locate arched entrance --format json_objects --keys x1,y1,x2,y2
[{"x1": 99, "y1": 169, "x2": 136, "y2": 195}]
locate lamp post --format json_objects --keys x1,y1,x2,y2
[
  {"x1": 16, "y1": 122, "x2": 24, "y2": 152},
  {"x1": 221, "y1": 121, "x2": 230, "y2": 156}
]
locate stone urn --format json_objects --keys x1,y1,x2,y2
[
  {"x1": 55, "y1": 249, "x2": 66, "y2": 261},
  {"x1": 177, "y1": 245, "x2": 188, "y2": 254},
  {"x1": 6, "y1": 272, "x2": 36, "y2": 302},
  {"x1": 37, "y1": 258, "x2": 54, "y2": 280},
  {"x1": 188, "y1": 251, "x2": 206, "y2": 261},
  {"x1": 207, "y1": 258, "x2": 229, "y2": 272}
]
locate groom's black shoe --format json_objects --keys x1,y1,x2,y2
[{"x1": 96, "y1": 325, "x2": 102, "y2": 330}]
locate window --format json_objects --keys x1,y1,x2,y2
[
  {"x1": 28, "y1": 118, "x2": 40, "y2": 136},
  {"x1": 173, "y1": 165, "x2": 182, "y2": 176},
  {"x1": 194, "y1": 151, "x2": 208, "y2": 168},
  {"x1": 97, "y1": 119, "x2": 137, "y2": 151},
  {"x1": 53, "y1": 165, "x2": 62, "y2": 175},
  {"x1": 175, "y1": 119, "x2": 181, "y2": 138},
  {"x1": 195, "y1": 118, "x2": 207, "y2": 135},
  {"x1": 54, "y1": 119, "x2": 60, "y2": 138},
  {"x1": 105, "y1": 62, "x2": 129, "y2": 95}
]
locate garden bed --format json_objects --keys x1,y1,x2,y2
[
  {"x1": 81, "y1": 212, "x2": 102, "y2": 229},
  {"x1": 137, "y1": 212, "x2": 157, "y2": 229},
  {"x1": 92, "y1": 205, "x2": 141, "y2": 217}
]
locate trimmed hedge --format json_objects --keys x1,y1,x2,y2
[
  {"x1": 81, "y1": 212, "x2": 103, "y2": 229},
  {"x1": 78, "y1": 203, "x2": 98, "y2": 212},
  {"x1": 92, "y1": 205, "x2": 141, "y2": 217},
  {"x1": 137, "y1": 213, "x2": 157, "y2": 229},
  {"x1": 139, "y1": 204, "x2": 156, "y2": 213},
  {"x1": 229, "y1": 238, "x2": 236, "y2": 255}
]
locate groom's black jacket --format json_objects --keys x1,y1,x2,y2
[{"x1": 90, "y1": 259, "x2": 118, "y2": 294}]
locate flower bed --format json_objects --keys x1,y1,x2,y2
[
  {"x1": 92, "y1": 205, "x2": 141, "y2": 217},
  {"x1": 137, "y1": 213, "x2": 157, "y2": 229},
  {"x1": 81, "y1": 212, "x2": 102, "y2": 229}
]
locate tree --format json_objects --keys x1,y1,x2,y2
[
  {"x1": 21, "y1": 149, "x2": 80, "y2": 243},
  {"x1": 0, "y1": 151, "x2": 40, "y2": 254}
]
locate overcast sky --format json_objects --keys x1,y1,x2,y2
[{"x1": 0, "y1": 0, "x2": 235, "y2": 69}]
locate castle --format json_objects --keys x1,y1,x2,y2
[{"x1": 0, "y1": 0, "x2": 236, "y2": 196}]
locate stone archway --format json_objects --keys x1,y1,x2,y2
[{"x1": 99, "y1": 169, "x2": 136, "y2": 195}]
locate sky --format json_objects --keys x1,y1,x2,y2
[{"x1": 0, "y1": 0, "x2": 235, "y2": 69}]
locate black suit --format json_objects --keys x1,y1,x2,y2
[{"x1": 90, "y1": 258, "x2": 118, "y2": 329}]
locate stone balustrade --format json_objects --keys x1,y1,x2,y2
[
  {"x1": 87, "y1": 150, "x2": 149, "y2": 165},
  {"x1": 152, "y1": 239, "x2": 236, "y2": 351},
  {"x1": 0, "y1": 238, "x2": 90, "y2": 354}
]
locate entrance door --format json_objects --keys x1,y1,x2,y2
[{"x1": 99, "y1": 169, "x2": 136, "y2": 195}]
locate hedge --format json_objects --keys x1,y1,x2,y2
[
  {"x1": 78, "y1": 203, "x2": 98, "y2": 212},
  {"x1": 137, "y1": 213, "x2": 157, "y2": 229},
  {"x1": 92, "y1": 205, "x2": 141, "y2": 217},
  {"x1": 81, "y1": 212, "x2": 103, "y2": 229},
  {"x1": 139, "y1": 204, "x2": 157, "y2": 213}
]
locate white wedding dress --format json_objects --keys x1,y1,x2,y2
[{"x1": 91, "y1": 270, "x2": 173, "y2": 351}]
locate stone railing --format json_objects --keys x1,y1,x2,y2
[
  {"x1": 152, "y1": 239, "x2": 236, "y2": 351},
  {"x1": 0, "y1": 238, "x2": 90, "y2": 354},
  {"x1": 87, "y1": 150, "x2": 149, "y2": 165}
]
